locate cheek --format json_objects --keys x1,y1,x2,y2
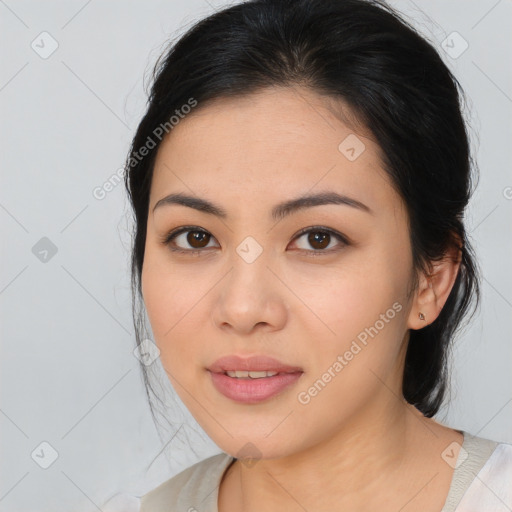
[
  {"x1": 295, "y1": 277, "x2": 407, "y2": 418},
  {"x1": 295, "y1": 255, "x2": 408, "y2": 375},
  {"x1": 295, "y1": 258, "x2": 394, "y2": 336},
  {"x1": 141, "y1": 257, "x2": 186, "y2": 339},
  {"x1": 141, "y1": 256, "x2": 212, "y2": 371}
]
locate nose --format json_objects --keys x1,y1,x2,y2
[{"x1": 211, "y1": 251, "x2": 288, "y2": 336}]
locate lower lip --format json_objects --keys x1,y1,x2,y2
[{"x1": 208, "y1": 371, "x2": 303, "y2": 404}]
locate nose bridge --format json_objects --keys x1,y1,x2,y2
[
  {"x1": 211, "y1": 232, "x2": 286, "y2": 332},
  {"x1": 227, "y1": 233, "x2": 272, "y2": 295}
]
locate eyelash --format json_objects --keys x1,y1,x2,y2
[{"x1": 160, "y1": 225, "x2": 350, "y2": 257}]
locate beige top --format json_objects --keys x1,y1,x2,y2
[{"x1": 138, "y1": 430, "x2": 512, "y2": 511}]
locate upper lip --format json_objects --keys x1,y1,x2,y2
[{"x1": 208, "y1": 355, "x2": 303, "y2": 374}]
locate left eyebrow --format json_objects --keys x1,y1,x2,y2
[
  {"x1": 152, "y1": 191, "x2": 373, "y2": 220},
  {"x1": 271, "y1": 191, "x2": 373, "y2": 221}
]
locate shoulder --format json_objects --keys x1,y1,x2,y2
[
  {"x1": 140, "y1": 452, "x2": 235, "y2": 512},
  {"x1": 454, "y1": 432, "x2": 512, "y2": 510},
  {"x1": 461, "y1": 432, "x2": 512, "y2": 474}
]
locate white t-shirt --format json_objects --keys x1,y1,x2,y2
[{"x1": 105, "y1": 430, "x2": 512, "y2": 511}]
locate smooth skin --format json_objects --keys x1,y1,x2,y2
[{"x1": 141, "y1": 86, "x2": 463, "y2": 512}]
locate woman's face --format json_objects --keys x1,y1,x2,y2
[{"x1": 141, "y1": 86, "x2": 419, "y2": 459}]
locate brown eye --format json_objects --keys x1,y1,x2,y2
[
  {"x1": 307, "y1": 231, "x2": 330, "y2": 250},
  {"x1": 162, "y1": 227, "x2": 219, "y2": 253},
  {"x1": 186, "y1": 230, "x2": 211, "y2": 249},
  {"x1": 291, "y1": 227, "x2": 348, "y2": 254}
]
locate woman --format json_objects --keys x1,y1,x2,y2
[{"x1": 122, "y1": 0, "x2": 512, "y2": 510}]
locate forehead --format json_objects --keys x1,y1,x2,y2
[{"x1": 150, "y1": 86, "x2": 400, "y2": 217}]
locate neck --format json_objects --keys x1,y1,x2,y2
[{"x1": 222, "y1": 398, "x2": 432, "y2": 511}]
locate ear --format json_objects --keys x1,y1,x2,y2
[{"x1": 408, "y1": 239, "x2": 462, "y2": 330}]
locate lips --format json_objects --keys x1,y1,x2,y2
[{"x1": 207, "y1": 354, "x2": 303, "y2": 374}]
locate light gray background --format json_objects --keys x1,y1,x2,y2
[{"x1": 1, "y1": 1, "x2": 511, "y2": 511}]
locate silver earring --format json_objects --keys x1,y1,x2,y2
[{"x1": 419, "y1": 312, "x2": 425, "y2": 320}]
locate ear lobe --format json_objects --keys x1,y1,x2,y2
[{"x1": 408, "y1": 242, "x2": 461, "y2": 330}]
